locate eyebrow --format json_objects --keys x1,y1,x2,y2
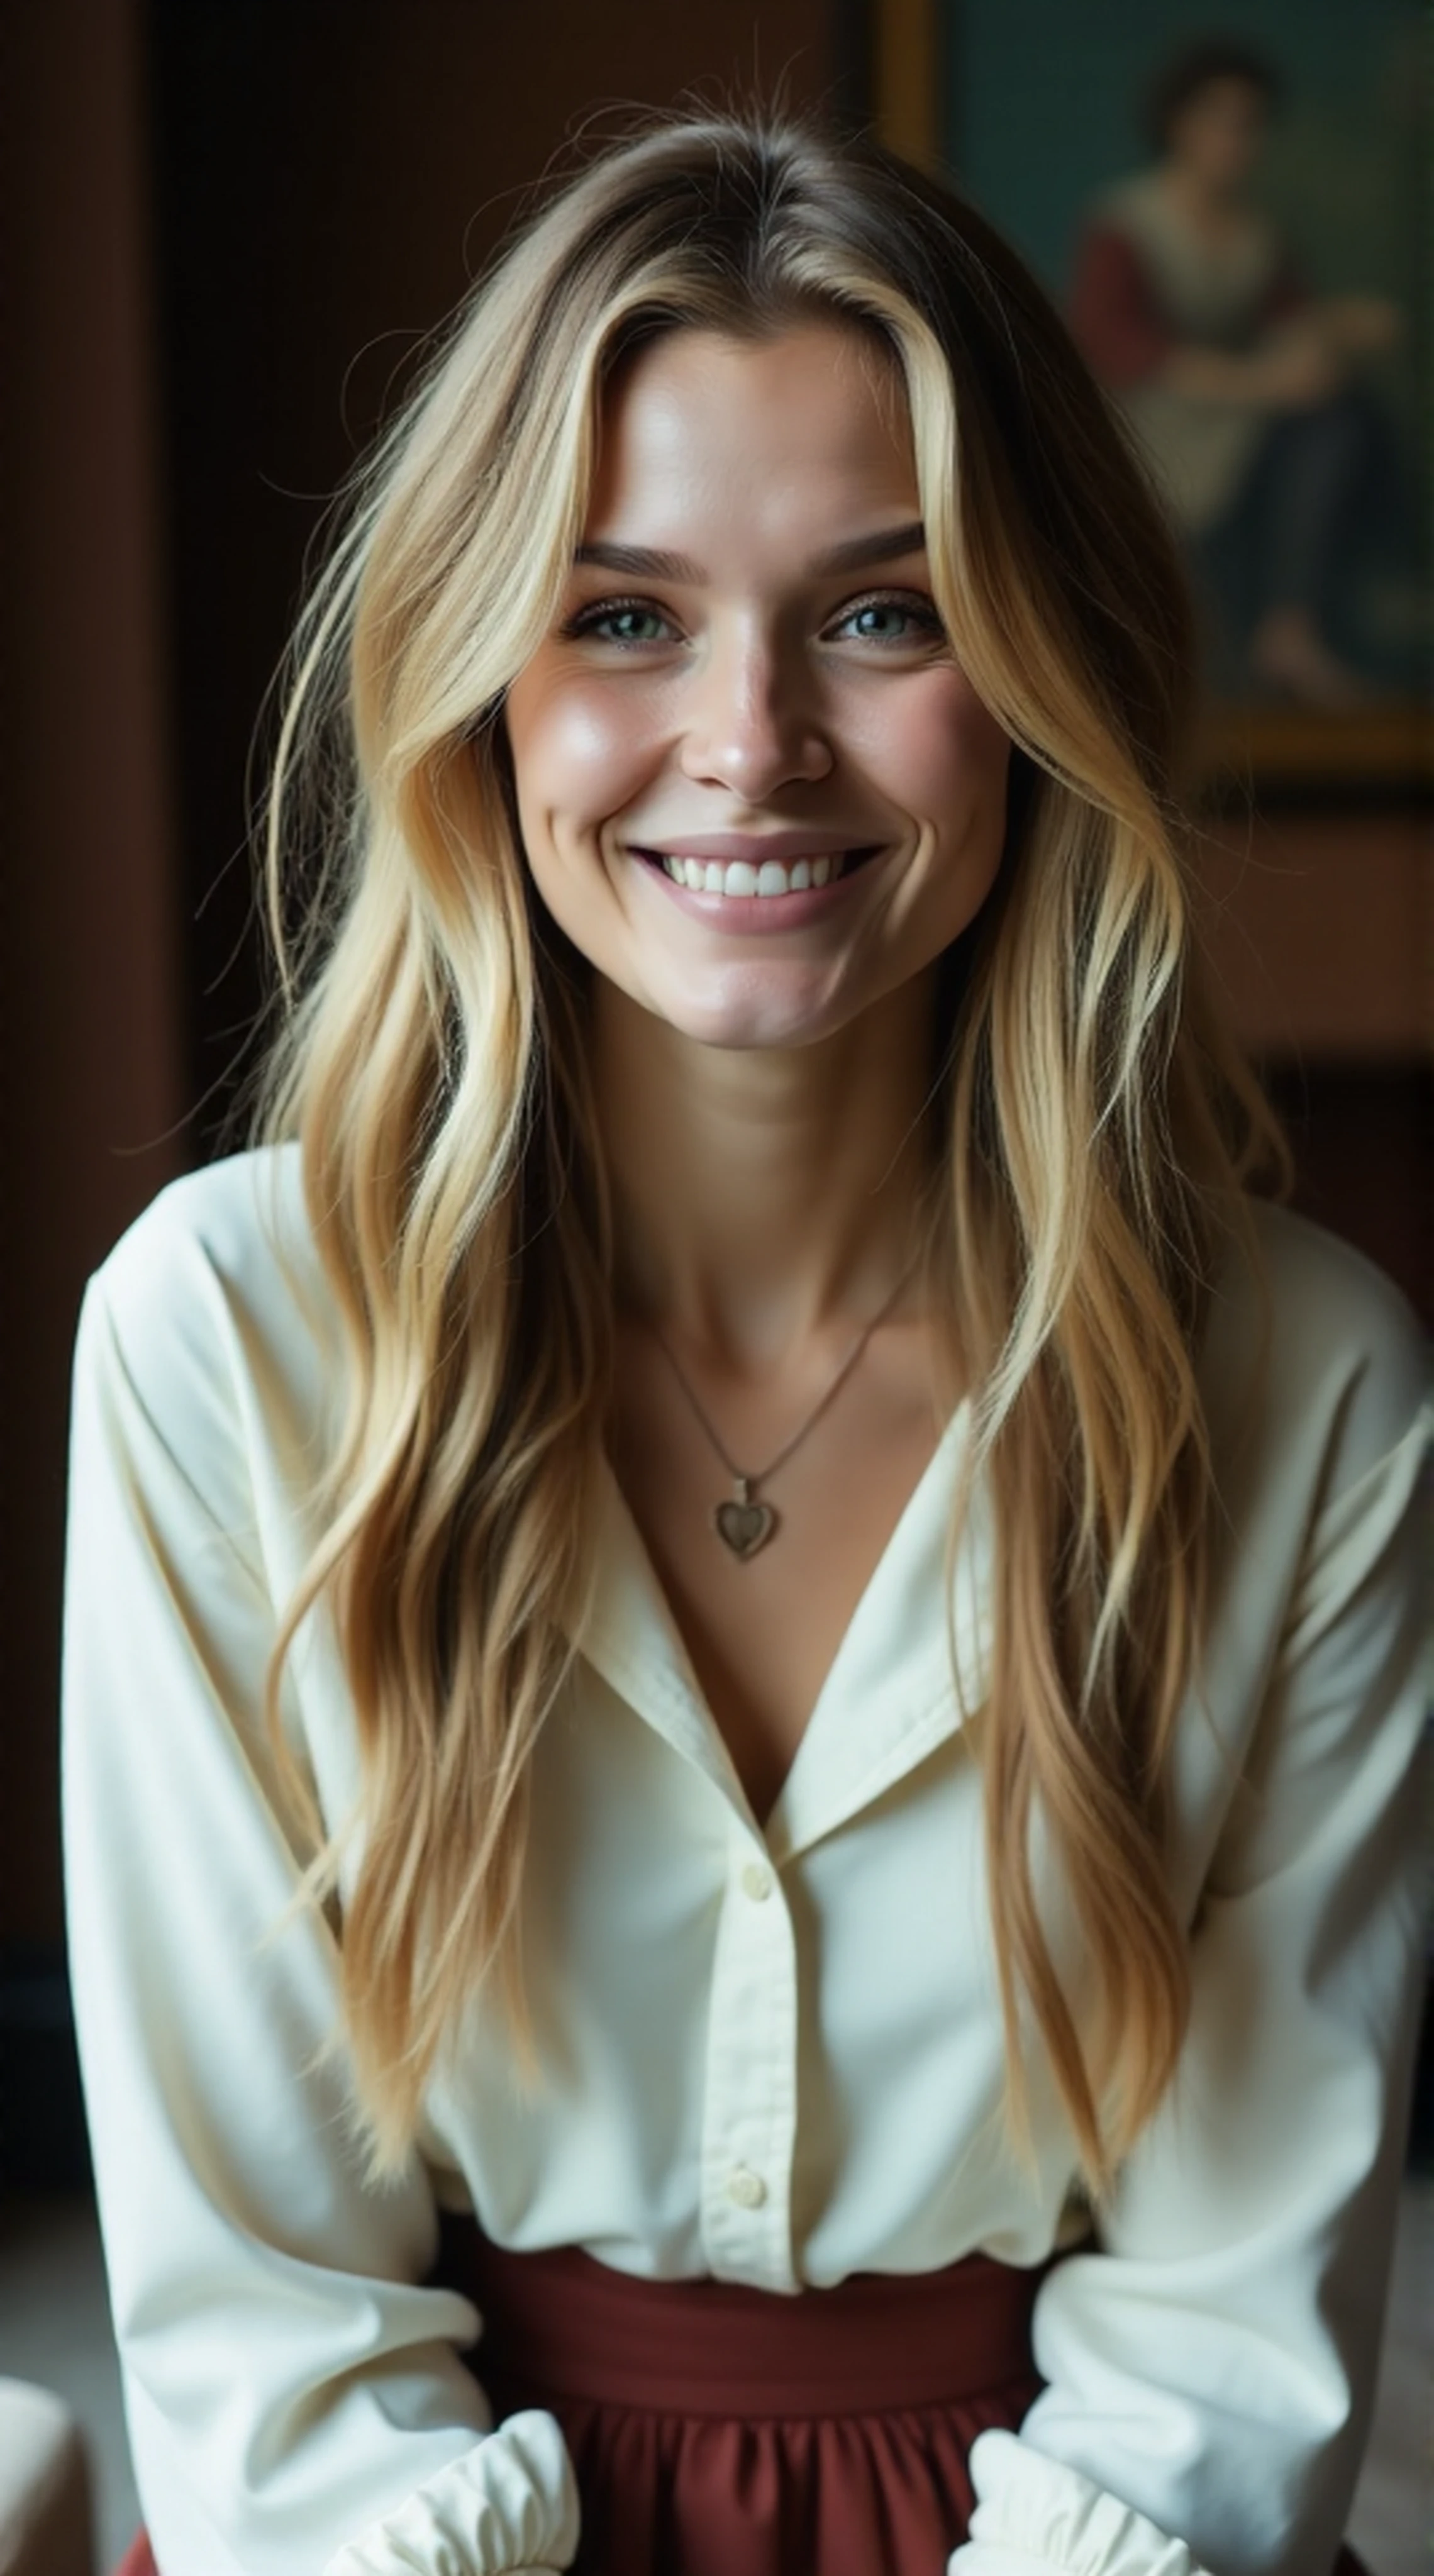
[{"x1": 571, "y1": 521, "x2": 928, "y2": 584}]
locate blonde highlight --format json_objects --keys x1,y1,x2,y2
[{"x1": 255, "y1": 109, "x2": 1287, "y2": 2186}]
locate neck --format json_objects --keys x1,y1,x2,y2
[{"x1": 591, "y1": 974, "x2": 940, "y2": 1369}]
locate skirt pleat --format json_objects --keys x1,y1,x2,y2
[
  {"x1": 532, "y1": 2379, "x2": 1037, "y2": 2576},
  {"x1": 459, "y1": 2228, "x2": 1042, "y2": 2575}
]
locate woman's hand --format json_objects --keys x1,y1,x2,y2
[
  {"x1": 1246, "y1": 321, "x2": 1347, "y2": 408},
  {"x1": 1317, "y1": 291, "x2": 1403, "y2": 355}
]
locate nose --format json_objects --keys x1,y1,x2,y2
[{"x1": 677, "y1": 624, "x2": 833, "y2": 799}]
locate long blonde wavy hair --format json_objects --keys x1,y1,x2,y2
[{"x1": 258, "y1": 110, "x2": 1284, "y2": 2189}]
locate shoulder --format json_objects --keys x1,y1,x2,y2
[
  {"x1": 1201, "y1": 1199, "x2": 1429, "y2": 1519},
  {"x1": 90, "y1": 1139, "x2": 321, "y2": 1358},
  {"x1": 78, "y1": 1143, "x2": 339, "y2": 1504},
  {"x1": 96, "y1": 1133, "x2": 303, "y2": 1275}
]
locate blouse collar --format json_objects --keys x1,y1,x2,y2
[{"x1": 575, "y1": 1399, "x2": 989, "y2": 1860}]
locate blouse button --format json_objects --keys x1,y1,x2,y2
[
  {"x1": 740, "y1": 1861, "x2": 773, "y2": 1902},
  {"x1": 725, "y1": 2165, "x2": 768, "y2": 2209}
]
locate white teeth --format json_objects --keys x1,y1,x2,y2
[{"x1": 655, "y1": 850, "x2": 856, "y2": 896}]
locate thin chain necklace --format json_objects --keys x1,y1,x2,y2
[{"x1": 648, "y1": 1262, "x2": 918, "y2": 1561}]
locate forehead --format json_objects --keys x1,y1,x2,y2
[{"x1": 583, "y1": 323, "x2": 919, "y2": 549}]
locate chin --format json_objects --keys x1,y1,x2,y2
[
  {"x1": 656, "y1": 1007, "x2": 832, "y2": 1053},
  {"x1": 690, "y1": 1019, "x2": 836, "y2": 1055},
  {"x1": 643, "y1": 969, "x2": 855, "y2": 1053}
]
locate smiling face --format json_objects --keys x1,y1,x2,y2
[{"x1": 503, "y1": 320, "x2": 1011, "y2": 1053}]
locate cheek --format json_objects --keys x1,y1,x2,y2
[
  {"x1": 856, "y1": 674, "x2": 1010, "y2": 840},
  {"x1": 506, "y1": 673, "x2": 665, "y2": 840}
]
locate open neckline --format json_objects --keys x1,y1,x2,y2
[{"x1": 586, "y1": 1394, "x2": 977, "y2": 1846}]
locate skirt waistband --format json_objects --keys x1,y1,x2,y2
[{"x1": 441, "y1": 2223, "x2": 1047, "y2": 2419}]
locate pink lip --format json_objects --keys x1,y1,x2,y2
[
  {"x1": 633, "y1": 843, "x2": 892, "y2": 935},
  {"x1": 628, "y1": 831, "x2": 882, "y2": 865}
]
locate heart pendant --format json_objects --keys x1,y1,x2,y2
[{"x1": 714, "y1": 1496, "x2": 776, "y2": 1560}]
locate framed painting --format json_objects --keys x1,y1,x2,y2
[{"x1": 870, "y1": 0, "x2": 1431, "y2": 792}]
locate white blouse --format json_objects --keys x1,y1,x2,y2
[{"x1": 62, "y1": 1146, "x2": 1428, "y2": 2576}]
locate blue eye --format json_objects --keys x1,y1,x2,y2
[
  {"x1": 833, "y1": 594, "x2": 945, "y2": 645},
  {"x1": 567, "y1": 599, "x2": 676, "y2": 647}
]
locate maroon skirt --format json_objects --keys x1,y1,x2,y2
[
  {"x1": 114, "y1": 2231, "x2": 1372, "y2": 2575},
  {"x1": 453, "y1": 2229, "x2": 1042, "y2": 2575}
]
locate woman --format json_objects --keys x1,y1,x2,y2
[
  {"x1": 1070, "y1": 40, "x2": 1402, "y2": 707},
  {"x1": 64, "y1": 112, "x2": 1427, "y2": 2576}
]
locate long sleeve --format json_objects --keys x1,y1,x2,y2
[
  {"x1": 62, "y1": 1201, "x2": 580, "y2": 2576},
  {"x1": 64, "y1": 1158, "x2": 1430, "y2": 2576},
  {"x1": 1070, "y1": 226, "x2": 1174, "y2": 387},
  {"x1": 955, "y1": 1246, "x2": 1430, "y2": 2576}
]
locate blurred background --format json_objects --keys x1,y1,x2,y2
[{"x1": 0, "y1": 1, "x2": 1427, "y2": 2567}]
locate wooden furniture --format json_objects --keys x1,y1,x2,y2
[{"x1": 1190, "y1": 806, "x2": 1430, "y2": 1062}]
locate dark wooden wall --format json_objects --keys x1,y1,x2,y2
[
  {"x1": 2, "y1": 2, "x2": 186, "y2": 1958},
  {"x1": 145, "y1": 0, "x2": 852, "y2": 1154},
  {"x1": 0, "y1": 0, "x2": 842, "y2": 2177},
  {"x1": 1, "y1": 0, "x2": 1425, "y2": 2184}
]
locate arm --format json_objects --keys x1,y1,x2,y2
[
  {"x1": 1069, "y1": 226, "x2": 1174, "y2": 388},
  {"x1": 953, "y1": 1257, "x2": 1430, "y2": 2576},
  {"x1": 62, "y1": 1180, "x2": 580, "y2": 2576}
]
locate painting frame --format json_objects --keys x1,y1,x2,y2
[{"x1": 867, "y1": 0, "x2": 1433, "y2": 799}]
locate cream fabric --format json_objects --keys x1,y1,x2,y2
[
  {"x1": 62, "y1": 1147, "x2": 1428, "y2": 2576},
  {"x1": 0, "y1": 2380, "x2": 94, "y2": 2576},
  {"x1": 1094, "y1": 171, "x2": 1290, "y2": 533}
]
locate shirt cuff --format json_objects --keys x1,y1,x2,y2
[
  {"x1": 949, "y1": 2431, "x2": 1209, "y2": 2576},
  {"x1": 323, "y1": 2412, "x2": 581, "y2": 2576}
]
